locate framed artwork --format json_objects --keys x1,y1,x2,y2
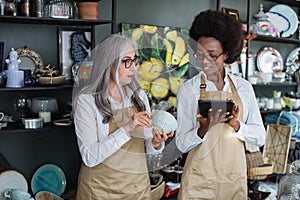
[
  {"x1": 121, "y1": 23, "x2": 190, "y2": 107},
  {"x1": 57, "y1": 27, "x2": 94, "y2": 80},
  {"x1": 221, "y1": 7, "x2": 239, "y2": 20}
]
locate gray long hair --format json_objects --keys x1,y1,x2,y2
[{"x1": 74, "y1": 34, "x2": 146, "y2": 123}]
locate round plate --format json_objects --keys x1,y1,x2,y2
[
  {"x1": 265, "y1": 12, "x2": 290, "y2": 33},
  {"x1": 16, "y1": 46, "x2": 44, "y2": 74},
  {"x1": 270, "y1": 5, "x2": 298, "y2": 38},
  {"x1": 256, "y1": 47, "x2": 283, "y2": 73},
  {"x1": 31, "y1": 164, "x2": 66, "y2": 196},
  {"x1": 0, "y1": 170, "x2": 28, "y2": 200},
  {"x1": 287, "y1": 47, "x2": 300, "y2": 63}
]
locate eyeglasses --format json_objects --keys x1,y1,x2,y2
[
  {"x1": 121, "y1": 55, "x2": 140, "y2": 69},
  {"x1": 196, "y1": 52, "x2": 224, "y2": 62}
]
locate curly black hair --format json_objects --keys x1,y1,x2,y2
[{"x1": 189, "y1": 10, "x2": 244, "y2": 64}]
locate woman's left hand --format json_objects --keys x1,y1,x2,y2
[
  {"x1": 152, "y1": 128, "x2": 174, "y2": 149},
  {"x1": 227, "y1": 104, "x2": 240, "y2": 131}
]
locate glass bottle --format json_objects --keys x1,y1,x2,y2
[
  {"x1": 0, "y1": 0, "x2": 5, "y2": 15},
  {"x1": 278, "y1": 160, "x2": 300, "y2": 199}
]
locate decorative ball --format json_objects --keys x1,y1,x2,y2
[{"x1": 152, "y1": 110, "x2": 177, "y2": 134}]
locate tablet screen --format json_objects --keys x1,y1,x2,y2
[{"x1": 198, "y1": 100, "x2": 234, "y2": 118}]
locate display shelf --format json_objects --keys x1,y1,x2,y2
[
  {"x1": 0, "y1": 123, "x2": 73, "y2": 134},
  {"x1": 0, "y1": 15, "x2": 113, "y2": 26},
  {"x1": 254, "y1": 35, "x2": 300, "y2": 45},
  {"x1": 263, "y1": 0, "x2": 300, "y2": 7},
  {"x1": 252, "y1": 82, "x2": 298, "y2": 87},
  {"x1": 0, "y1": 83, "x2": 74, "y2": 91}
]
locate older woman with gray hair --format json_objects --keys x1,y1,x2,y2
[{"x1": 73, "y1": 34, "x2": 174, "y2": 200}]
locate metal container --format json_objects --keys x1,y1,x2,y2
[{"x1": 24, "y1": 118, "x2": 43, "y2": 129}]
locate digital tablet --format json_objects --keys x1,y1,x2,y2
[{"x1": 198, "y1": 100, "x2": 234, "y2": 118}]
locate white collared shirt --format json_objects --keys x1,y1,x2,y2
[
  {"x1": 175, "y1": 71, "x2": 266, "y2": 153},
  {"x1": 74, "y1": 89, "x2": 163, "y2": 167}
]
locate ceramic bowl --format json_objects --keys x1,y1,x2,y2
[
  {"x1": 24, "y1": 118, "x2": 43, "y2": 129},
  {"x1": 30, "y1": 97, "x2": 58, "y2": 113},
  {"x1": 152, "y1": 110, "x2": 177, "y2": 134},
  {"x1": 37, "y1": 76, "x2": 66, "y2": 85}
]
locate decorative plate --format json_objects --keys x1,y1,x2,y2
[
  {"x1": 16, "y1": 46, "x2": 44, "y2": 74},
  {"x1": 31, "y1": 164, "x2": 66, "y2": 196},
  {"x1": 256, "y1": 47, "x2": 283, "y2": 73},
  {"x1": 287, "y1": 47, "x2": 300, "y2": 63},
  {"x1": 265, "y1": 12, "x2": 290, "y2": 33},
  {"x1": 0, "y1": 170, "x2": 28, "y2": 200},
  {"x1": 269, "y1": 5, "x2": 298, "y2": 38}
]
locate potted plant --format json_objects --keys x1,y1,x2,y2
[{"x1": 75, "y1": 0, "x2": 101, "y2": 20}]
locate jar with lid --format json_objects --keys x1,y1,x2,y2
[
  {"x1": 278, "y1": 160, "x2": 300, "y2": 199},
  {"x1": 252, "y1": 4, "x2": 272, "y2": 36},
  {"x1": 49, "y1": 0, "x2": 73, "y2": 19}
]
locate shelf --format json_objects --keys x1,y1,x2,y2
[
  {"x1": 263, "y1": 0, "x2": 300, "y2": 7},
  {"x1": 260, "y1": 109, "x2": 281, "y2": 114},
  {"x1": 0, "y1": 83, "x2": 74, "y2": 91},
  {"x1": 0, "y1": 123, "x2": 74, "y2": 135},
  {"x1": 0, "y1": 15, "x2": 113, "y2": 26},
  {"x1": 252, "y1": 82, "x2": 298, "y2": 87},
  {"x1": 253, "y1": 35, "x2": 300, "y2": 45}
]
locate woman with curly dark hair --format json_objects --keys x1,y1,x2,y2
[{"x1": 175, "y1": 10, "x2": 265, "y2": 199}]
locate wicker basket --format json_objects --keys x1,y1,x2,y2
[
  {"x1": 151, "y1": 180, "x2": 165, "y2": 200},
  {"x1": 247, "y1": 157, "x2": 274, "y2": 180}
]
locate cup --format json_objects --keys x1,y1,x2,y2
[
  {"x1": 266, "y1": 99, "x2": 274, "y2": 110},
  {"x1": 0, "y1": 112, "x2": 4, "y2": 121},
  {"x1": 4, "y1": 189, "x2": 33, "y2": 200}
]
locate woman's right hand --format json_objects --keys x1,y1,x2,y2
[{"x1": 123, "y1": 111, "x2": 152, "y2": 133}]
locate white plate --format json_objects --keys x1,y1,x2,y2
[
  {"x1": 269, "y1": 4, "x2": 298, "y2": 38},
  {"x1": 265, "y1": 12, "x2": 290, "y2": 33},
  {"x1": 0, "y1": 170, "x2": 28, "y2": 200},
  {"x1": 256, "y1": 47, "x2": 283, "y2": 73}
]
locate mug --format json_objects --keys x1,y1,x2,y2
[
  {"x1": 4, "y1": 189, "x2": 34, "y2": 200},
  {"x1": 0, "y1": 112, "x2": 4, "y2": 122}
]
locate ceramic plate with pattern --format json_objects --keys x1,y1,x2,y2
[
  {"x1": 269, "y1": 4, "x2": 298, "y2": 38},
  {"x1": 31, "y1": 164, "x2": 66, "y2": 196}
]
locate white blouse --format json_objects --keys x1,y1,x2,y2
[
  {"x1": 175, "y1": 72, "x2": 266, "y2": 153},
  {"x1": 74, "y1": 89, "x2": 163, "y2": 167}
]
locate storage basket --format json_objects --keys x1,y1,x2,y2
[
  {"x1": 247, "y1": 157, "x2": 274, "y2": 180},
  {"x1": 151, "y1": 180, "x2": 165, "y2": 200}
]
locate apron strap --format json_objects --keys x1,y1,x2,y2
[{"x1": 199, "y1": 73, "x2": 238, "y2": 98}]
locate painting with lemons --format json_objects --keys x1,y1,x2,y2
[{"x1": 121, "y1": 23, "x2": 190, "y2": 108}]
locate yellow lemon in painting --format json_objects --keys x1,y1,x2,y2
[
  {"x1": 150, "y1": 78, "x2": 169, "y2": 99},
  {"x1": 132, "y1": 28, "x2": 143, "y2": 41},
  {"x1": 179, "y1": 53, "x2": 189, "y2": 67},
  {"x1": 167, "y1": 96, "x2": 177, "y2": 108},
  {"x1": 139, "y1": 79, "x2": 151, "y2": 91},
  {"x1": 137, "y1": 58, "x2": 163, "y2": 81},
  {"x1": 171, "y1": 36, "x2": 186, "y2": 65},
  {"x1": 166, "y1": 30, "x2": 177, "y2": 42},
  {"x1": 169, "y1": 77, "x2": 184, "y2": 95},
  {"x1": 140, "y1": 25, "x2": 157, "y2": 34}
]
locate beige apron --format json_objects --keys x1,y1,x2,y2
[
  {"x1": 178, "y1": 74, "x2": 247, "y2": 200},
  {"x1": 76, "y1": 106, "x2": 151, "y2": 200}
]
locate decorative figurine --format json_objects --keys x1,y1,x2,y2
[{"x1": 5, "y1": 48, "x2": 24, "y2": 88}]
